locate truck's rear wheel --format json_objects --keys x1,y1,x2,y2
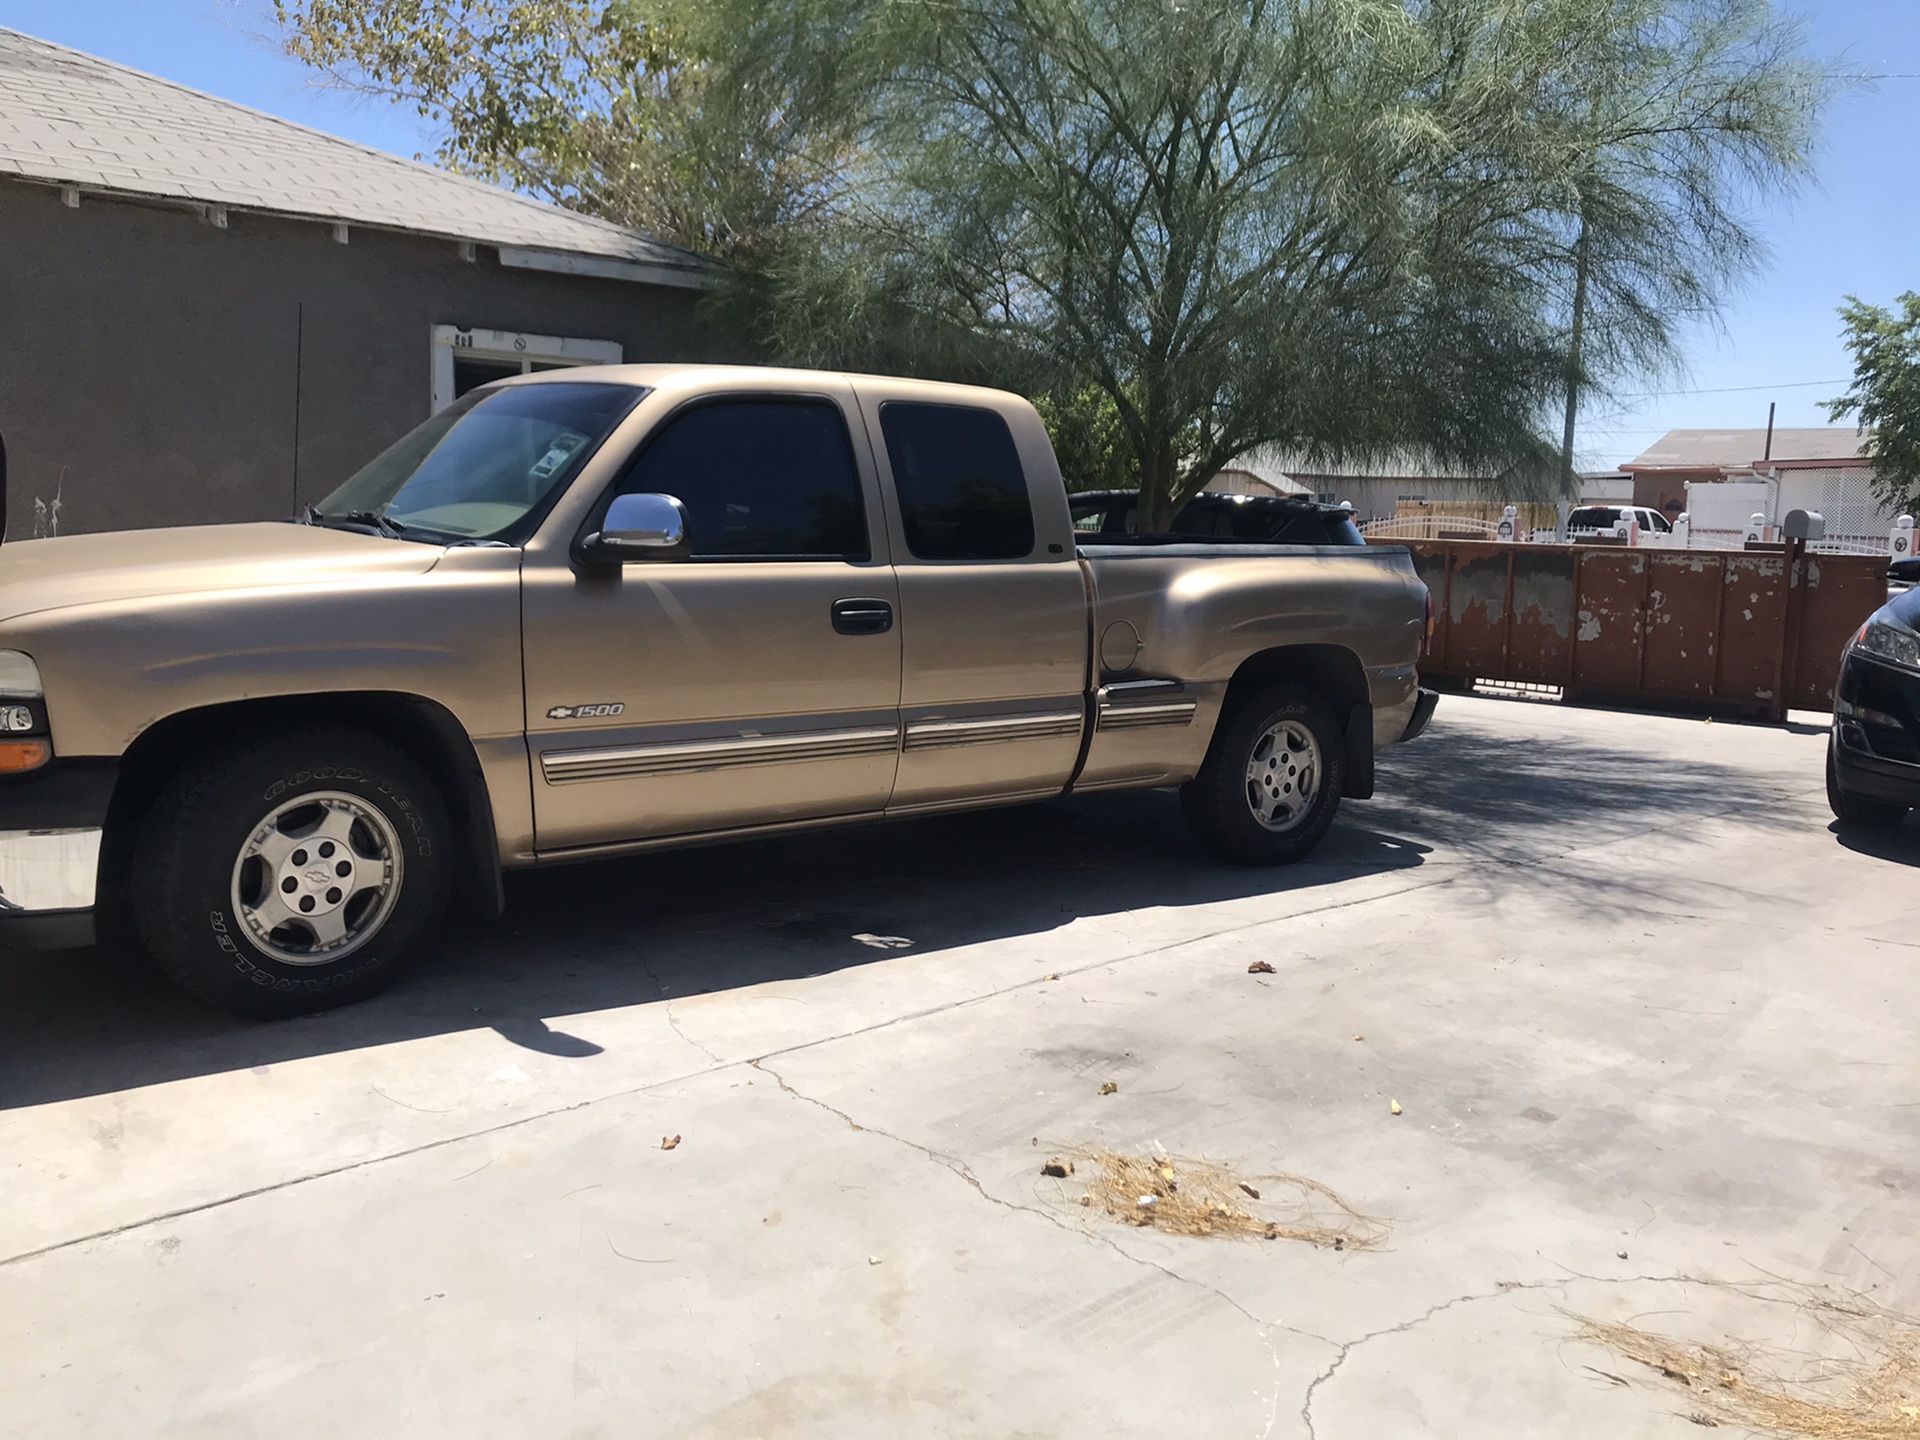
[
  {"x1": 1181, "y1": 683, "x2": 1346, "y2": 865},
  {"x1": 131, "y1": 727, "x2": 452, "y2": 1018}
]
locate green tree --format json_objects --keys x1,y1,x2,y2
[
  {"x1": 700, "y1": 0, "x2": 1824, "y2": 525},
  {"x1": 1535, "y1": 2, "x2": 1827, "y2": 485},
  {"x1": 1826, "y1": 292, "x2": 1920, "y2": 516},
  {"x1": 278, "y1": 0, "x2": 1824, "y2": 524},
  {"x1": 1032, "y1": 385, "x2": 1149, "y2": 493},
  {"x1": 271, "y1": 0, "x2": 842, "y2": 257}
]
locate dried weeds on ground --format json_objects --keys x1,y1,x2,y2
[
  {"x1": 1065, "y1": 1147, "x2": 1386, "y2": 1250},
  {"x1": 1575, "y1": 1283, "x2": 1920, "y2": 1438}
]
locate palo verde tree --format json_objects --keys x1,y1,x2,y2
[
  {"x1": 1826, "y1": 292, "x2": 1920, "y2": 517},
  {"x1": 699, "y1": 0, "x2": 1825, "y2": 523}
]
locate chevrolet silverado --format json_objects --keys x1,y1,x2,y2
[{"x1": 0, "y1": 366, "x2": 1435, "y2": 1016}]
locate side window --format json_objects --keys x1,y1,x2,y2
[
  {"x1": 611, "y1": 399, "x2": 869, "y2": 560},
  {"x1": 1069, "y1": 495, "x2": 1108, "y2": 532},
  {"x1": 879, "y1": 402, "x2": 1036, "y2": 560}
]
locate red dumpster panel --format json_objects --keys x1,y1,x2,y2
[
  {"x1": 1442, "y1": 545, "x2": 1512, "y2": 677},
  {"x1": 1714, "y1": 554, "x2": 1788, "y2": 707},
  {"x1": 1506, "y1": 547, "x2": 1576, "y2": 683},
  {"x1": 1571, "y1": 550, "x2": 1646, "y2": 691},
  {"x1": 1641, "y1": 552, "x2": 1724, "y2": 699},
  {"x1": 1791, "y1": 553, "x2": 1891, "y2": 711}
]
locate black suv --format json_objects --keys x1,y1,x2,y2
[{"x1": 1828, "y1": 559, "x2": 1920, "y2": 827}]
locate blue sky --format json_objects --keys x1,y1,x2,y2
[{"x1": 5, "y1": 0, "x2": 1916, "y2": 469}]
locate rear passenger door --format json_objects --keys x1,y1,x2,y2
[{"x1": 857, "y1": 391, "x2": 1090, "y2": 811}]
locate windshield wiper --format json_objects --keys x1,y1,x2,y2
[{"x1": 307, "y1": 504, "x2": 409, "y2": 539}]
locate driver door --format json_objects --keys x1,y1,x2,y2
[{"x1": 521, "y1": 385, "x2": 902, "y2": 851}]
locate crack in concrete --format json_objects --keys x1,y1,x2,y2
[
  {"x1": 1, "y1": 862, "x2": 1439, "y2": 1272},
  {"x1": 1296, "y1": 1272, "x2": 1713, "y2": 1439},
  {"x1": 0, "y1": 771, "x2": 1839, "y2": 1273},
  {"x1": 748, "y1": 1057, "x2": 1338, "y2": 1360},
  {"x1": 636, "y1": 956, "x2": 725, "y2": 1066}
]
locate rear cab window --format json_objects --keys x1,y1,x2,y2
[{"x1": 878, "y1": 402, "x2": 1035, "y2": 560}]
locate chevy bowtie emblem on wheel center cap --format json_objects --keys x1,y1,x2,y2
[{"x1": 547, "y1": 702, "x2": 624, "y2": 720}]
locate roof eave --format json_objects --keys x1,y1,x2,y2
[{"x1": 9, "y1": 174, "x2": 716, "y2": 289}]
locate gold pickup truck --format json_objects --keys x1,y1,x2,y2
[{"x1": 0, "y1": 366, "x2": 1435, "y2": 1016}]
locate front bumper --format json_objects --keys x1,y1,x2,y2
[
  {"x1": 1832, "y1": 721, "x2": 1920, "y2": 808},
  {"x1": 1832, "y1": 646, "x2": 1920, "y2": 808},
  {"x1": 0, "y1": 758, "x2": 115, "y2": 949}
]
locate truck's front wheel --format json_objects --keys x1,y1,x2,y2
[
  {"x1": 1181, "y1": 683, "x2": 1346, "y2": 865},
  {"x1": 131, "y1": 728, "x2": 453, "y2": 1018}
]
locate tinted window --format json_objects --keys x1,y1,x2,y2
[
  {"x1": 880, "y1": 403, "x2": 1035, "y2": 560},
  {"x1": 612, "y1": 400, "x2": 868, "y2": 560},
  {"x1": 1171, "y1": 499, "x2": 1236, "y2": 537}
]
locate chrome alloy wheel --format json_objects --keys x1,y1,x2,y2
[
  {"x1": 1244, "y1": 719, "x2": 1320, "y2": 832},
  {"x1": 228, "y1": 790, "x2": 404, "y2": 964}
]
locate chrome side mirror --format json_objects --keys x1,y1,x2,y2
[{"x1": 581, "y1": 492, "x2": 690, "y2": 564}]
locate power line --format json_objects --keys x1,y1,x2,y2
[{"x1": 1614, "y1": 377, "x2": 1846, "y2": 399}]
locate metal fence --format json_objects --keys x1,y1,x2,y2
[
  {"x1": 1358, "y1": 515, "x2": 1502, "y2": 541},
  {"x1": 1368, "y1": 511, "x2": 1914, "y2": 558}
]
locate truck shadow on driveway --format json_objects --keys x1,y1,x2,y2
[{"x1": 0, "y1": 724, "x2": 1806, "y2": 1109}]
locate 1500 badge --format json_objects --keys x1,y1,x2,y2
[{"x1": 547, "y1": 702, "x2": 625, "y2": 720}]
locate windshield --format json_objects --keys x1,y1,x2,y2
[{"x1": 317, "y1": 381, "x2": 645, "y2": 543}]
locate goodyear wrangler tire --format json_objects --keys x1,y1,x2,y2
[
  {"x1": 131, "y1": 727, "x2": 452, "y2": 1018},
  {"x1": 1181, "y1": 683, "x2": 1346, "y2": 865}
]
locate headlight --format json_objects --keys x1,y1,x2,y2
[
  {"x1": 1857, "y1": 619, "x2": 1920, "y2": 671},
  {"x1": 0, "y1": 651, "x2": 41, "y2": 698},
  {"x1": 0, "y1": 652, "x2": 49, "y2": 771}
]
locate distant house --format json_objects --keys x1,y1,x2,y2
[
  {"x1": 0, "y1": 28, "x2": 726, "y2": 537},
  {"x1": 1228, "y1": 446, "x2": 1527, "y2": 522},
  {"x1": 1229, "y1": 447, "x2": 1640, "y2": 522},
  {"x1": 1621, "y1": 427, "x2": 1894, "y2": 540}
]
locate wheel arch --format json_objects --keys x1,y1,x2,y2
[
  {"x1": 106, "y1": 692, "x2": 504, "y2": 917},
  {"x1": 1222, "y1": 644, "x2": 1374, "y2": 799}
]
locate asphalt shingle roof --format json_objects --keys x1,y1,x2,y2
[
  {"x1": 0, "y1": 27, "x2": 707, "y2": 274},
  {"x1": 1625, "y1": 427, "x2": 1868, "y2": 469}
]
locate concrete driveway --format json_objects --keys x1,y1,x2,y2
[{"x1": 3, "y1": 695, "x2": 1916, "y2": 1438}]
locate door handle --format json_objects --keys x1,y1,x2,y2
[{"x1": 831, "y1": 597, "x2": 894, "y2": 635}]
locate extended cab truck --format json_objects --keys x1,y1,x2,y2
[{"x1": 0, "y1": 367, "x2": 1436, "y2": 1017}]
